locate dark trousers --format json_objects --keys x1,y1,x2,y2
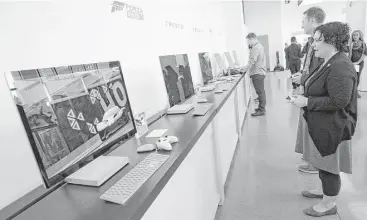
[
  {"x1": 251, "y1": 74, "x2": 266, "y2": 112},
  {"x1": 289, "y1": 60, "x2": 301, "y2": 89},
  {"x1": 319, "y1": 169, "x2": 341, "y2": 196},
  {"x1": 357, "y1": 61, "x2": 364, "y2": 86}
]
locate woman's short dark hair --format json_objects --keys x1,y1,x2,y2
[{"x1": 314, "y1": 22, "x2": 350, "y2": 52}]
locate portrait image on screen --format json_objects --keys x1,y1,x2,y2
[
  {"x1": 198, "y1": 52, "x2": 213, "y2": 85},
  {"x1": 5, "y1": 61, "x2": 136, "y2": 188},
  {"x1": 159, "y1": 54, "x2": 195, "y2": 107}
]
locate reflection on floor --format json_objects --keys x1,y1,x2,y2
[{"x1": 215, "y1": 72, "x2": 367, "y2": 220}]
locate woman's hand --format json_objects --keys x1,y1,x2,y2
[{"x1": 293, "y1": 95, "x2": 308, "y2": 108}]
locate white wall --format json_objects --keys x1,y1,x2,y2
[
  {"x1": 0, "y1": 0, "x2": 248, "y2": 210},
  {"x1": 242, "y1": 0, "x2": 284, "y2": 70},
  {"x1": 242, "y1": 0, "x2": 347, "y2": 69},
  {"x1": 218, "y1": 1, "x2": 249, "y2": 66},
  {"x1": 345, "y1": 0, "x2": 366, "y2": 32},
  {"x1": 281, "y1": 0, "x2": 347, "y2": 46}
]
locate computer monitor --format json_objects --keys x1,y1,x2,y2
[
  {"x1": 224, "y1": 52, "x2": 235, "y2": 68},
  {"x1": 159, "y1": 54, "x2": 195, "y2": 107},
  {"x1": 232, "y1": 50, "x2": 240, "y2": 66},
  {"x1": 198, "y1": 52, "x2": 213, "y2": 85},
  {"x1": 213, "y1": 53, "x2": 227, "y2": 76},
  {"x1": 5, "y1": 61, "x2": 136, "y2": 188}
]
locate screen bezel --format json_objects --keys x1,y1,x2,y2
[
  {"x1": 159, "y1": 54, "x2": 196, "y2": 107},
  {"x1": 10, "y1": 61, "x2": 136, "y2": 188},
  {"x1": 198, "y1": 52, "x2": 213, "y2": 85}
]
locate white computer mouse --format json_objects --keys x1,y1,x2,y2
[{"x1": 137, "y1": 144, "x2": 157, "y2": 153}]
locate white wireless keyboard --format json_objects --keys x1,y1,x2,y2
[{"x1": 100, "y1": 153, "x2": 169, "y2": 205}]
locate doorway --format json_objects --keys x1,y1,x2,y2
[{"x1": 257, "y1": 35, "x2": 270, "y2": 70}]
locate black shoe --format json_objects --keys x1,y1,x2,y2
[
  {"x1": 251, "y1": 111, "x2": 265, "y2": 117},
  {"x1": 286, "y1": 96, "x2": 291, "y2": 100}
]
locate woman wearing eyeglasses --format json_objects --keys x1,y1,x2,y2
[{"x1": 292, "y1": 22, "x2": 357, "y2": 217}]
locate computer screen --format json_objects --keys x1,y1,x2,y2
[
  {"x1": 198, "y1": 52, "x2": 213, "y2": 85},
  {"x1": 214, "y1": 53, "x2": 227, "y2": 74},
  {"x1": 232, "y1": 50, "x2": 240, "y2": 65},
  {"x1": 159, "y1": 54, "x2": 195, "y2": 107},
  {"x1": 224, "y1": 52, "x2": 235, "y2": 68},
  {"x1": 5, "y1": 61, "x2": 136, "y2": 188}
]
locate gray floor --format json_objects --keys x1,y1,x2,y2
[{"x1": 215, "y1": 72, "x2": 367, "y2": 220}]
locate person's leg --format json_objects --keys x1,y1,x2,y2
[
  {"x1": 295, "y1": 60, "x2": 301, "y2": 88},
  {"x1": 251, "y1": 75, "x2": 266, "y2": 115},
  {"x1": 289, "y1": 61, "x2": 297, "y2": 89},
  {"x1": 358, "y1": 61, "x2": 364, "y2": 86},
  {"x1": 304, "y1": 169, "x2": 340, "y2": 216}
]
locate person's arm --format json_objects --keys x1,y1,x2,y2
[
  {"x1": 241, "y1": 46, "x2": 260, "y2": 72},
  {"x1": 307, "y1": 62, "x2": 355, "y2": 111},
  {"x1": 302, "y1": 44, "x2": 307, "y2": 54}
]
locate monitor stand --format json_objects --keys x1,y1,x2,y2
[{"x1": 65, "y1": 155, "x2": 129, "y2": 187}]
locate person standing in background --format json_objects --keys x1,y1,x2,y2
[
  {"x1": 241, "y1": 32, "x2": 267, "y2": 117},
  {"x1": 287, "y1": 36, "x2": 303, "y2": 90},
  {"x1": 349, "y1": 30, "x2": 367, "y2": 98},
  {"x1": 291, "y1": 6, "x2": 325, "y2": 174},
  {"x1": 302, "y1": 37, "x2": 314, "y2": 56},
  {"x1": 285, "y1": 43, "x2": 289, "y2": 70}
]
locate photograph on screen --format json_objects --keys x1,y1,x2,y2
[
  {"x1": 198, "y1": 52, "x2": 213, "y2": 85},
  {"x1": 159, "y1": 54, "x2": 195, "y2": 107},
  {"x1": 5, "y1": 61, "x2": 136, "y2": 187}
]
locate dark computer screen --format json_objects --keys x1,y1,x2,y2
[
  {"x1": 198, "y1": 52, "x2": 213, "y2": 85},
  {"x1": 159, "y1": 54, "x2": 195, "y2": 107},
  {"x1": 6, "y1": 61, "x2": 136, "y2": 188}
]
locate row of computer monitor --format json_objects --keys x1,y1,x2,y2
[{"x1": 5, "y1": 50, "x2": 240, "y2": 188}]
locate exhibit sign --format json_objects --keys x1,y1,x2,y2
[{"x1": 111, "y1": 1, "x2": 144, "y2": 20}]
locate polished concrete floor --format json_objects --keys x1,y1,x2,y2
[{"x1": 215, "y1": 72, "x2": 367, "y2": 220}]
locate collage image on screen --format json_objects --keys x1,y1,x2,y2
[
  {"x1": 6, "y1": 61, "x2": 135, "y2": 186},
  {"x1": 198, "y1": 52, "x2": 213, "y2": 85},
  {"x1": 159, "y1": 54, "x2": 195, "y2": 107}
]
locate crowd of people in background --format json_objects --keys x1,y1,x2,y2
[
  {"x1": 285, "y1": 26, "x2": 366, "y2": 99},
  {"x1": 243, "y1": 5, "x2": 361, "y2": 217}
]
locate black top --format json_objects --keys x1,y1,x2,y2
[
  {"x1": 286, "y1": 43, "x2": 303, "y2": 61},
  {"x1": 350, "y1": 42, "x2": 367, "y2": 63},
  {"x1": 303, "y1": 52, "x2": 358, "y2": 157}
]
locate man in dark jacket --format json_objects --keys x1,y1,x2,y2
[
  {"x1": 287, "y1": 36, "x2": 303, "y2": 89},
  {"x1": 292, "y1": 6, "x2": 325, "y2": 174}
]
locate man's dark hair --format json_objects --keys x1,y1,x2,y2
[
  {"x1": 303, "y1": 7, "x2": 326, "y2": 24},
  {"x1": 246, "y1": 33, "x2": 257, "y2": 39},
  {"x1": 291, "y1": 36, "x2": 296, "y2": 42},
  {"x1": 314, "y1": 22, "x2": 350, "y2": 52}
]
